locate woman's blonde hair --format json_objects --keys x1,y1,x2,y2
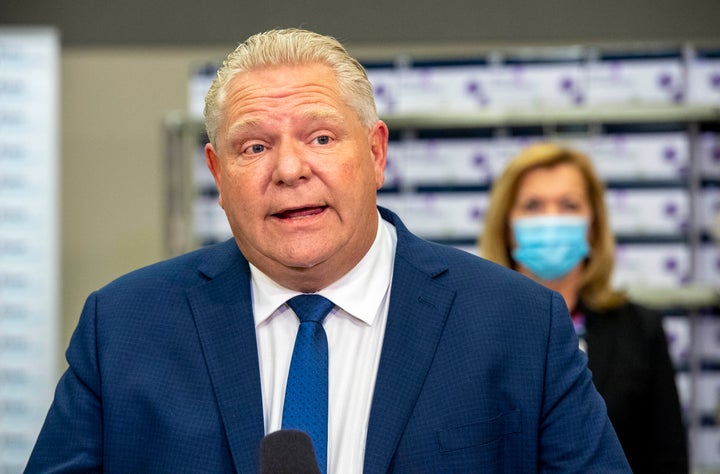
[
  {"x1": 204, "y1": 28, "x2": 378, "y2": 148},
  {"x1": 479, "y1": 141, "x2": 626, "y2": 310}
]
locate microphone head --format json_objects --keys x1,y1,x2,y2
[{"x1": 259, "y1": 429, "x2": 322, "y2": 474}]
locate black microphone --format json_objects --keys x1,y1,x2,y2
[{"x1": 259, "y1": 429, "x2": 322, "y2": 474}]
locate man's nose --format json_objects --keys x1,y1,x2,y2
[{"x1": 273, "y1": 141, "x2": 310, "y2": 185}]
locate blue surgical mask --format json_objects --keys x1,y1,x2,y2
[{"x1": 511, "y1": 215, "x2": 590, "y2": 281}]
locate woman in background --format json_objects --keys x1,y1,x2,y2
[{"x1": 480, "y1": 142, "x2": 688, "y2": 473}]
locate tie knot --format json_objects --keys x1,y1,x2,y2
[{"x1": 287, "y1": 294, "x2": 334, "y2": 324}]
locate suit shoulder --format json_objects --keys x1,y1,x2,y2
[
  {"x1": 410, "y1": 239, "x2": 553, "y2": 300},
  {"x1": 384, "y1": 207, "x2": 546, "y2": 295},
  {"x1": 98, "y1": 239, "x2": 241, "y2": 294}
]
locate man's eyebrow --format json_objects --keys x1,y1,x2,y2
[
  {"x1": 227, "y1": 118, "x2": 262, "y2": 138},
  {"x1": 226, "y1": 110, "x2": 346, "y2": 141}
]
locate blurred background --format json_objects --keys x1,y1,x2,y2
[{"x1": 2, "y1": 0, "x2": 720, "y2": 471}]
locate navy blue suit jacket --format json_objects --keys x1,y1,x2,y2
[{"x1": 26, "y1": 207, "x2": 630, "y2": 473}]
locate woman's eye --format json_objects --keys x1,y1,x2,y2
[
  {"x1": 521, "y1": 199, "x2": 541, "y2": 212},
  {"x1": 560, "y1": 200, "x2": 581, "y2": 212}
]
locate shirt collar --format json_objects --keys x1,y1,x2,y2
[{"x1": 251, "y1": 211, "x2": 396, "y2": 327}]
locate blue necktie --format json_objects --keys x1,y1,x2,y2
[{"x1": 282, "y1": 294, "x2": 334, "y2": 474}]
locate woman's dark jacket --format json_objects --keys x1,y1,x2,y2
[{"x1": 582, "y1": 301, "x2": 688, "y2": 474}]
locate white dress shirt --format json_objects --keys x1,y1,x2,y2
[{"x1": 251, "y1": 212, "x2": 397, "y2": 474}]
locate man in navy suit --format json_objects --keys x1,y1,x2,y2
[{"x1": 26, "y1": 28, "x2": 630, "y2": 473}]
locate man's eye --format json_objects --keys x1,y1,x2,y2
[
  {"x1": 315, "y1": 135, "x2": 331, "y2": 145},
  {"x1": 245, "y1": 144, "x2": 265, "y2": 154}
]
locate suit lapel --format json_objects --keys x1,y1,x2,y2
[
  {"x1": 184, "y1": 212, "x2": 456, "y2": 473},
  {"x1": 364, "y1": 211, "x2": 456, "y2": 473},
  {"x1": 187, "y1": 245, "x2": 265, "y2": 474}
]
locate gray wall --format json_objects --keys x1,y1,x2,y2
[{"x1": 4, "y1": 0, "x2": 720, "y2": 46}]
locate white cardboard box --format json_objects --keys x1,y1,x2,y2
[
  {"x1": 687, "y1": 50, "x2": 720, "y2": 105},
  {"x1": 482, "y1": 60, "x2": 587, "y2": 108},
  {"x1": 697, "y1": 133, "x2": 720, "y2": 178},
  {"x1": 378, "y1": 191, "x2": 488, "y2": 240},
  {"x1": 565, "y1": 132, "x2": 689, "y2": 181},
  {"x1": 393, "y1": 64, "x2": 491, "y2": 114},
  {"x1": 613, "y1": 243, "x2": 690, "y2": 287},
  {"x1": 605, "y1": 188, "x2": 689, "y2": 236},
  {"x1": 391, "y1": 136, "x2": 541, "y2": 187},
  {"x1": 587, "y1": 56, "x2": 684, "y2": 105}
]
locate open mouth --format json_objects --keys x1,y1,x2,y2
[{"x1": 273, "y1": 206, "x2": 327, "y2": 219}]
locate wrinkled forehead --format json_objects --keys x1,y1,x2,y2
[{"x1": 218, "y1": 62, "x2": 341, "y2": 110}]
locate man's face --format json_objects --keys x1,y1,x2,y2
[{"x1": 205, "y1": 63, "x2": 388, "y2": 292}]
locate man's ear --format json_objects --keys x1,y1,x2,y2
[
  {"x1": 369, "y1": 120, "x2": 389, "y2": 189},
  {"x1": 205, "y1": 142, "x2": 224, "y2": 209}
]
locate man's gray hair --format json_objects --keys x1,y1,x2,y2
[{"x1": 204, "y1": 28, "x2": 378, "y2": 148}]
